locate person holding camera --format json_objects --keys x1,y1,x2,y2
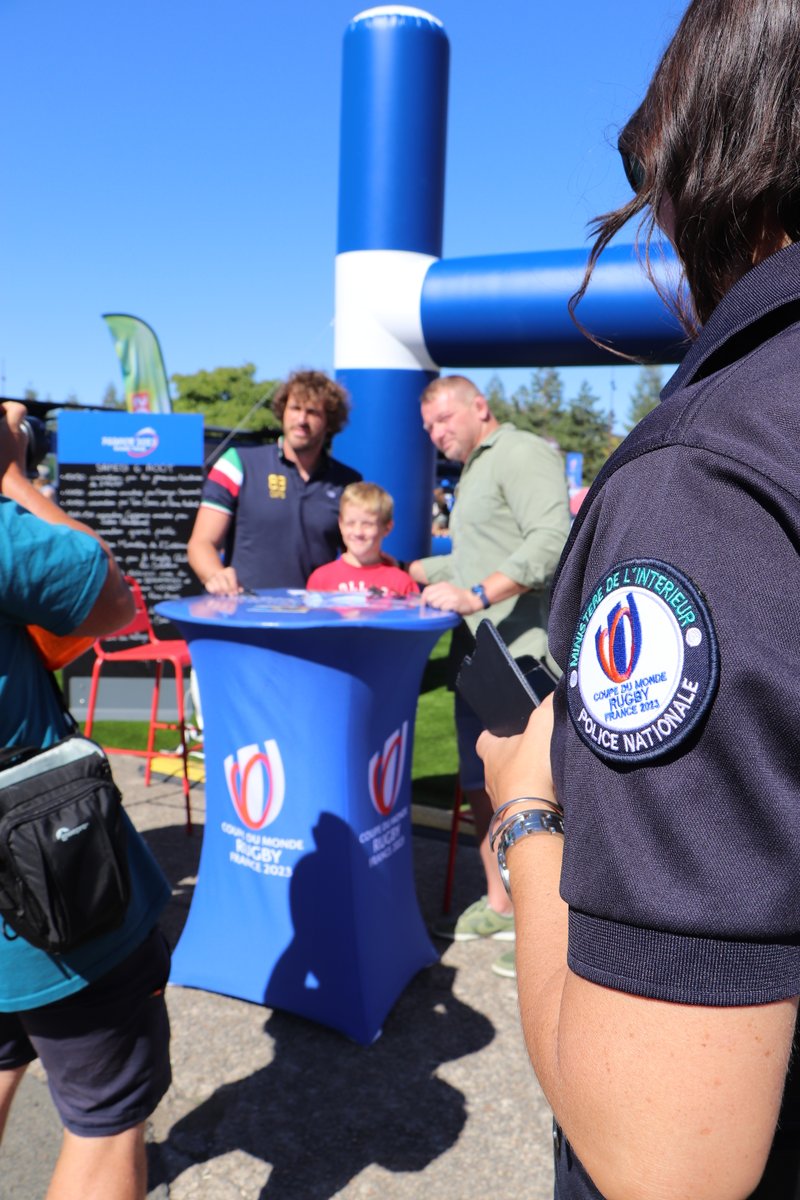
[
  {"x1": 0, "y1": 402, "x2": 172, "y2": 1200},
  {"x1": 478, "y1": 1, "x2": 800, "y2": 1195}
]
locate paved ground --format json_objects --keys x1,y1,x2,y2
[{"x1": 3, "y1": 757, "x2": 555, "y2": 1200}]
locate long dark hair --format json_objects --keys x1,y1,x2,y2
[{"x1": 571, "y1": 0, "x2": 800, "y2": 338}]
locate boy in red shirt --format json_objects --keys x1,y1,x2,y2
[{"x1": 306, "y1": 482, "x2": 419, "y2": 597}]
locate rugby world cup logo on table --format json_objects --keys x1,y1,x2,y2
[
  {"x1": 368, "y1": 722, "x2": 408, "y2": 817},
  {"x1": 224, "y1": 740, "x2": 285, "y2": 830}
]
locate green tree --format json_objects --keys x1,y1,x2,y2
[
  {"x1": 485, "y1": 373, "x2": 514, "y2": 422},
  {"x1": 457, "y1": 369, "x2": 620, "y2": 484},
  {"x1": 508, "y1": 368, "x2": 565, "y2": 437},
  {"x1": 625, "y1": 365, "x2": 663, "y2": 431},
  {"x1": 553, "y1": 380, "x2": 614, "y2": 485},
  {"x1": 171, "y1": 364, "x2": 281, "y2": 434},
  {"x1": 102, "y1": 383, "x2": 125, "y2": 409}
]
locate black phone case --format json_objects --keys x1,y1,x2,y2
[{"x1": 455, "y1": 619, "x2": 557, "y2": 736}]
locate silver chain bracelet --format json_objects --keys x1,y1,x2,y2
[{"x1": 491, "y1": 808, "x2": 564, "y2": 897}]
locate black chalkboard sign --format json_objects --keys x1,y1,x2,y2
[
  {"x1": 56, "y1": 411, "x2": 205, "y2": 719},
  {"x1": 58, "y1": 461, "x2": 202, "y2": 626}
]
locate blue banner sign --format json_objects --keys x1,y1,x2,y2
[
  {"x1": 565, "y1": 451, "x2": 584, "y2": 491},
  {"x1": 58, "y1": 411, "x2": 202, "y2": 467}
]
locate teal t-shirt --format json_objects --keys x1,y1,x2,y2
[{"x1": 0, "y1": 499, "x2": 170, "y2": 1010}]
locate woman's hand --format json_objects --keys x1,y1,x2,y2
[{"x1": 477, "y1": 693, "x2": 556, "y2": 810}]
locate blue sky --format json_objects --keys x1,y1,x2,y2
[{"x1": 0, "y1": 0, "x2": 686, "y2": 430}]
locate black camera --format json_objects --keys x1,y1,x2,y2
[{"x1": 19, "y1": 416, "x2": 54, "y2": 476}]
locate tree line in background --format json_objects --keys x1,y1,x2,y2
[
  {"x1": 170, "y1": 363, "x2": 666, "y2": 485},
  {"x1": 482, "y1": 365, "x2": 664, "y2": 484},
  {"x1": 24, "y1": 362, "x2": 666, "y2": 488},
  {"x1": 171, "y1": 365, "x2": 281, "y2": 436},
  {"x1": 173, "y1": 363, "x2": 666, "y2": 486}
]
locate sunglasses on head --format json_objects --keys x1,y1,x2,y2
[{"x1": 619, "y1": 143, "x2": 645, "y2": 194}]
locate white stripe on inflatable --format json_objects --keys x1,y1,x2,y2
[
  {"x1": 352, "y1": 7, "x2": 443, "y2": 26},
  {"x1": 335, "y1": 250, "x2": 439, "y2": 371}
]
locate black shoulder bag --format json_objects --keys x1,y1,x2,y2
[{"x1": 0, "y1": 716, "x2": 131, "y2": 955}]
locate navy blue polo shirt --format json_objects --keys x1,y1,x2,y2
[
  {"x1": 201, "y1": 442, "x2": 361, "y2": 589},
  {"x1": 547, "y1": 242, "x2": 800, "y2": 1198}
]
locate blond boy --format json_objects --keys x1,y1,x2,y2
[{"x1": 306, "y1": 483, "x2": 419, "y2": 597}]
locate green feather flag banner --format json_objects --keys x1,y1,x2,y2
[{"x1": 103, "y1": 313, "x2": 172, "y2": 414}]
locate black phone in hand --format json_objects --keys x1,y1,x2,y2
[{"x1": 455, "y1": 619, "x2": 558, "y2": 737}]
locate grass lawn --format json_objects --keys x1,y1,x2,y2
[
  {"x1": 411, "y1": 632, "x2": 458, "y2": 810},
  {"x1": 82, "y1": 633, "x2": 459, "y2": 812}
]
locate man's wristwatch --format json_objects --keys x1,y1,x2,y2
[{"x1": 470, "y1": 583, "x2": 490, "y2": 609}]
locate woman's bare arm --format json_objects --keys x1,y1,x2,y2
[{"x1": 478, "y1": 700, "x2": 795, "y2": 1200}]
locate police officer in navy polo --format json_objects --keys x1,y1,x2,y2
[{"x1": 478, "y1": 0, "x2": 800, "y2": 1196}]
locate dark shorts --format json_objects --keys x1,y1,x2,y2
[{"x1": 0, "y1": 927, "x2": 171, "y2": 1138}]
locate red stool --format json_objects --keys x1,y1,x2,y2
[{"x1": 84, "y1": 576, "x2": 199, "y2": 832}]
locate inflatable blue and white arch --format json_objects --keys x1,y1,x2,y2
[{"x1": 333, "y1": 6, "x2": 684, "y2": 559}]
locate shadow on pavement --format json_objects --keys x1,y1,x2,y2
[
  {"x1": 147, "y1": 959, "x2": 494, "y2": 1199},
  {"x1": 138, "y1": 822, "x2": 202, "y2": 948}
]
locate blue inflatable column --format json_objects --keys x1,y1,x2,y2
[
  {"x1": 334, "y1": 7, "x2": 449, "y2": 562},
  {"x1": 421, "y1": 246, "x2": 687, "y2": 367}
]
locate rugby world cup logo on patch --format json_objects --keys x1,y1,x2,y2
[
  {"x1": 567, "y1": 559, "x2": 719, "y2": 765},
  {"x1": 368, "y1": 722, "x2": 408, "y2": 817},
  {"x1": 595, "y1": 594, "x2": 642, "y2": 684},
  {"x1": 224, "y1": 740, "x2": 285, "y2": 830}
]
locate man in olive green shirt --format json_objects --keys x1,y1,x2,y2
[{"x1": 409, "y1": 375, "x2": 570, "y2": 974}]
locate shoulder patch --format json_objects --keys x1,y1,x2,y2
[{"x1": 566, "y1": 558, "x2": 719, "y2": 764}]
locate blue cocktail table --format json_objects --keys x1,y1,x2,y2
[{"x1": 157, "y1": 589, "x2": 458, "y2": 1043}]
